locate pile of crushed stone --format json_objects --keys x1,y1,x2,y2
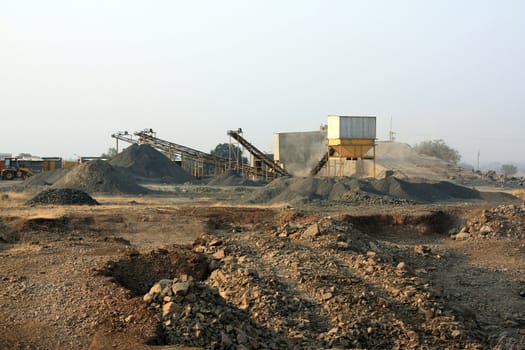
[
  {"x1": 245, "y1": 176, "x2": 484, "y2": 205},
  {"x1": 109, "y1": 144, "x2": 194, "y2": 184},
  {"x1": 9, "y1": 167, "x2": 73, "y2": 192},
  {"x1": 207, "y1": 170, "x2": 263, "y2": 187},
  {"x1": 143, "y1": 276, "x2": 290, "y2": 349},
  {"x1": 451, "y1": 204, "x2": 525, "y2": 240},
  {"x1": 363, "y1": 176, "x2": 481, "y2": 202},
  {"x1": 51, "y1": 160, "x2": 149, "y2": 195},
  {"x1": 342, "y1": 189, "x2": 416, "y2": 206},
  {"x1": 141, "y1": 217, "x2": 483, "y2": 349},
  {"x1": 26, "y1": 188, "x2": 99, "y2": 206}
]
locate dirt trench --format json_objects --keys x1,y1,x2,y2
[{"x1": 1, "y1": 202, "x2": 524, "y2": 349}]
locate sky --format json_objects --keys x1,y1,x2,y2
[{"x1": 1, "y1": 0, "x2": 524, "y2": 166}]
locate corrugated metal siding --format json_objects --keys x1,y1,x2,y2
[{"x1": 328, "y1": 116, "x2": 376, "y2": 139}]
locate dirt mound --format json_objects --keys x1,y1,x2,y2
[
  {"x1": 51, "y1": 160, "x2": 148, "y2": 195},
  {"x1": 451, "y1": 204, "x2": 525, "y2": 240},
  {"x1": 143, "y1": 277, "x2": 290, "y2": 348},
  {"x1": 246, "y1": 176, "x2": 484, "y2": 205},
  {"x1": 109, "y1": 144, "x2": 193, "y2": 184},
  {"x1": 207, "y1": 170, "x2": 263, "y2": 187},
  {"x1": 375, "y1": 142, "x2": 460, "y2": 180},
  {"x1": 26, "y1": 188, "x2": 99, "y2": 206}
]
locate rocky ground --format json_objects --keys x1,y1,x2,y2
[{"x1": 0, "y1": 182, "x2": 524, "y2": 349}]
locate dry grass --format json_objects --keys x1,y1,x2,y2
[
  {"x1": 0, "y1": 192, "x2": 66, "y2": 219},
  {"x1": 0, "y1": 191, "x2": 31, "y2": 203},
  {"x1": 511, "y1": 189, "x2": 525, "y2": 200},
  {"x1": 2, "y1": 242, "x2": 42, "y2": 254},
  {"x1": 210, "y1": 201, "x2": 288, "y2": 209},
  {"x1": 26, "y1": 208, "x2": 68, "y2": 219}
]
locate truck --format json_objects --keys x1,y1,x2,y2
[{"x1": 1, "y1": 158, "x2": 36, "y2": 180}]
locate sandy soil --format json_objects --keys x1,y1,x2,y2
[
  {"x1": 0, "y1": 182, "x2": 525, "y2": 349},
  {"x1": 0, "y1": 184, "x2": 524, "y2": 349}
]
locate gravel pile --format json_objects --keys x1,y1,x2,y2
[
  {"x1": 207, "y1": 170, "x2": 263, "y2": 187},
  {"x1": 9, "y1": 167, "x2": 73, "y2": 192},
  {"x1": 451, "y1": 204, "x2": 525, "y2": 240},
  {"x1": 26, "y1": 188, "x2": 99, "y2": 206},
  {"x1": 363, "y1": 177, "x2": 481, "y2": 202},
  {"x1": 109, "y1": 144, "x2": 193, "y2": 184},
  {"x1": 245, "y1": 177, "x2": 356, "y2": 205},
  {"x1": 341, "y1": 189, "x2": 416, "y2": 206},
  {"x1": 51, "y1": 160, "x2": 149, "y2": 195},
  {"x1": 245, "y1": 176, "x2": 483, "y2": 206}
]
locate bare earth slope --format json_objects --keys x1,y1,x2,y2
[{"x1": 375, "y1": 141, "x2": 462, "y2": 180}]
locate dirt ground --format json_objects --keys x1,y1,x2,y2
[{"x1": 1, "y1": 183, "x2": 524, "y2": 349}]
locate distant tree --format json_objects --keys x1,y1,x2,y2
[
  {"x1": 500, "y1": 164, "x2": 518, "y2": 176},
  {"x1": 210, "y1": 143, "x2": 248, "y2": 165},
  {"x1": 413, "y1": 139, "x2": 461, "y2": 165},
  {"x1": 100, "y1": 147, "x2": 117, "y2": 159}
]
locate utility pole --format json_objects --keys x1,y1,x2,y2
[
  {"x1": 389, "y1": 116, "x2": 396, "y2": 142},
  {"x1": 477, "y1": 150, "x2": 480, "y2": 171}
]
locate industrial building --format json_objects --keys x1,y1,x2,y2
[
  {"x1": 274, "y1": 116, "x2": 377, "y2": 177},
  {"x1": 110, "y1": 115, "x2": 377, "y2": 181}
]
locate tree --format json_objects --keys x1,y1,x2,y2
[
  {"x1": 210, "y1": 143, "x2": 248, "y2": 165},
  {"x1": 413, "y1": 139, "x2": 461, "y2": 165},
  {"x1": 500, "y1": 164, "x2": 518, "y2": 176},
  {"x1": 100, "y1": 147, "x2": 117, "y2": 159}
]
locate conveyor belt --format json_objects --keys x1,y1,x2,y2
[
  {"x1": 134, "y1": 130, "x2": 226, "y2": 164},
  {"x1": 310, "y1": 148, "x2": 335, "y2": 176},
  {"x1": 227, "y1": 130, "x2": 289, "y2": 177}
]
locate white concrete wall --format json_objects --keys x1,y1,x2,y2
[{"x1": 274, "y1": 131, "x2": 326, "y2": 176}]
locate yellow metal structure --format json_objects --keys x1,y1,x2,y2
[
  {"x1": 326, "y1": 138, "x2": 376, "y2": 177},
  {"x1": 63, "y1": 161, "x2": 79, "y2": 169},
  {"x1": 42, "y1": 159, "x2": 61, "y2": 171},
  {"x1": 327, "y1": 138, "x2": 375, "y2": 159},
  {"x1": 323, "y1": 115, "x2": 377, "y2": 177}
]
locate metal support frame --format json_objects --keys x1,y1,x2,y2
[
  {"x1": 319, "y1": 143, "x2": 376, "y2": 178},
  {"x1": 227, "y1": 129, "x2": 290, "y2": 178},
  {"x1": 112, "y1": 128, "x2": 286, "y2": 180},
  {"x1": 228, "y1": 129, "x2": 247, "y2": 176}
]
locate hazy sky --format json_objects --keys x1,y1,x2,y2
[{"x1": 1, "y1": 0, "x2": 524, "y2": 165}]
